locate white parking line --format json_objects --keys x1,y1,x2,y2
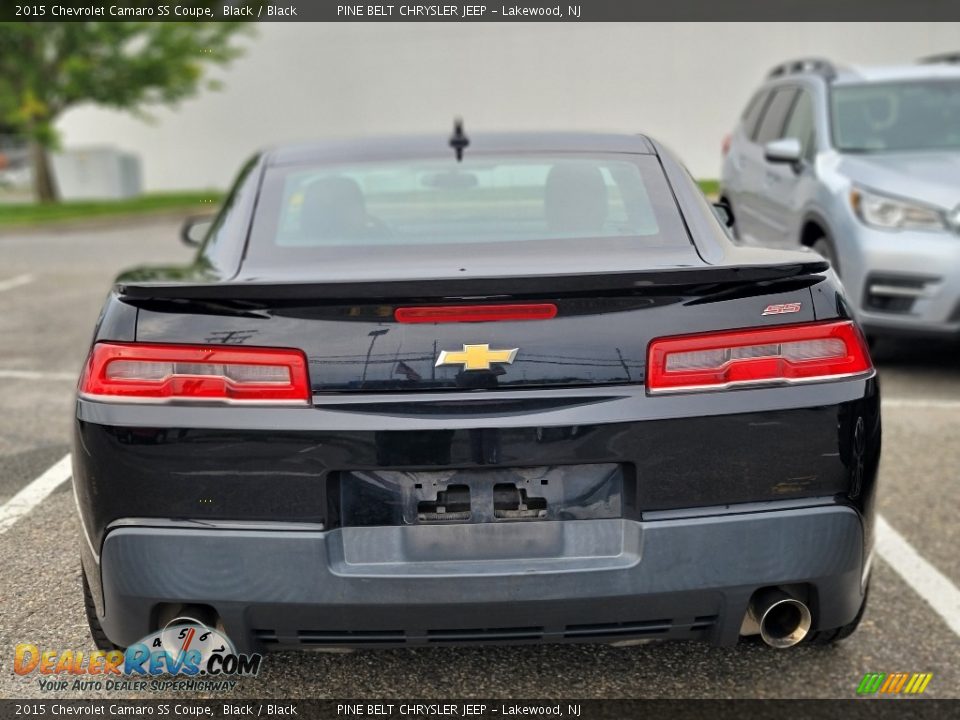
[
  {"x1": 875, "y1": 515, "x2": 960, "y2": 638},
  {"x1": 0, "y1": 273, "x2": 34, "y2": 293},
  {"x1": 0, "y1": 369, "x2": 77, "y2": 381},
  {"x1": 0, "y1": 453, "x2": 72, "y2": 535}
]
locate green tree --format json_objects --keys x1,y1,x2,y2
[{"x1": 0, "y1": 21, "x2": 255, "y2": 202}]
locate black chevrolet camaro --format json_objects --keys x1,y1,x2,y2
[{"x1": 73, "y1": 131, "x2": 880, "y2": 652}]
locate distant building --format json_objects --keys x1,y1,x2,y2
[{"x1": 57, "y1": 22, "x2": 960, "y2": 190}]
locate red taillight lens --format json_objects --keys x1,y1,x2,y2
[
  {"x1": 721, "y1": 133, "x2": 732, "y2": 157},
  {"x1": 79, "y1": 343, "x2": 310, "y2": 404},
  {"x1": 646, "y1": 321, "x2": 873, "y2": 394},
  {"x1": 395, "y1": 303, "x2": 558, "y2": 323}
]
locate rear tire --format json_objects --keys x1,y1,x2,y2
[
  {"x1": 807, "y1": 583, "x2": 869, "y2": 645},
  {"x1": 810, "y1": 235, "x2": 840, "y2": 277},
  {"x1": 82, "y1": 567, "x2": 122, "y2": 651}
]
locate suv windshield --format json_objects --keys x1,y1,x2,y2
[
  {"x1": 831, "y1": 80, "x2": 960, "y2": 152},
  {"x1": 246, "y1": 153, "x2": 689, "y2": 265}
]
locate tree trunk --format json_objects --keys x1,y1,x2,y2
[{"x1": 30, "y1": 140, "x2": 59, "y2": 204}]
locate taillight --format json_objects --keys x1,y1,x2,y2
[
  {"x1": 722, "y1": 133, "x2": 732, "y2": 157},
  {"x1": 79, "y1": 343, "x2": 310, "y2": 404},
  {"x1": 395, "y1": 303, "x2": 558, "y2": 323},
  {"x1": 646, "y1": 320, "x2": 873, "y2": 394}
]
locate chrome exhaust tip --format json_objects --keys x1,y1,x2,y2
[
  {"x1": 158, "y1": 603, "x2": 221, "y2": 634},
  {"x1": 750, "y1": 588, "x2": 812, "y2": 648}
]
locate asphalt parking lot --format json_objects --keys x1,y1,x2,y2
[{"x1": 0, "y1": 217, "x2": 958, "y2": 700}]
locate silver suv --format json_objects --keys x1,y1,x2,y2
[{"x1": 720, "y1": 56, "x2": 960, "y2": 339}]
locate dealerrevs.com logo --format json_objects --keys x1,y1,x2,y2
[{"x1": 14, "y1": 622, "x2": 262, "y2": 693}]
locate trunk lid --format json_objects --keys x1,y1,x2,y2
[{"x1": 122, "y1": 256, "x2": 826, "y2": 394}]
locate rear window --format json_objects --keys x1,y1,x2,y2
[{"x1": 246, "y1": 154, "x2": 690, "y2": 264}]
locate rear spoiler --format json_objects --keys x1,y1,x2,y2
[{"x1": 117, "y1": 262, "x2": 828, "y2": 303}]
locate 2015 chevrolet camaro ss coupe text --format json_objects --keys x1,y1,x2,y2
[{"x1": 73, "y1": 132, "x2": 881, "y2": 652}]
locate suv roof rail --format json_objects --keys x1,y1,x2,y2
[
  {"x1": 919, "y1": 52, "x2": 960, "y2": 65},
  {"x1": 767, "y1": 58, "x2": 836, "y2": 81}
]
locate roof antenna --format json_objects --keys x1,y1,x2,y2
[{"x1": 449, "y1": 118, "x2": 469, "y2": 162}]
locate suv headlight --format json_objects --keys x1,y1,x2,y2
[{"x1": 849, "y1": 187, "x2": 947, "y2": 232}]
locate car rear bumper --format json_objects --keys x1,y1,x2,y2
[
  {"x1": 73, "y1": 380, "x2": 879, "y2": 547},
  {"x1": 95, "y1": 503, "x2": 868, "y2": 651},
  {"x1": 75, "y1": 379, "x2": 880, "y2": 650}
]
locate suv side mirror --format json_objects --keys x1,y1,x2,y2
[
  {"x1": 764, "y1": 138, "x2": 803, "y2": 166},
  {"x1": 181, "y1": 215, "x2": 215, "y2": 247}
]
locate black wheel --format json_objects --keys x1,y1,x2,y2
[
  {"x1": 810, "y1": 235, "x2": 840, "y2": 277},
  {"x1": 807, "y1": 583, "x2": 869, "y2": 645},
  {"x1": 718, "y1": 197, "x2": 739, "y2": 241},
  {"x1": 82, "y1": 567, "x2": 122, "y2": 651}
]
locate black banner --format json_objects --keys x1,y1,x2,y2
[
  {"x1": 1, "y1": 700, "x2": 959, "y2": 720},
  {"x1": 2, "y1": 0, "x2": 960, "y2": 22}
]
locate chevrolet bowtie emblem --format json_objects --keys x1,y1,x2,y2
[{"x1": 435, "y1": 344, "x2": 518, "y2": 371}]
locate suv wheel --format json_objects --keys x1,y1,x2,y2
[
  {"x1": 719, "y1": 197, "x2": 739, "y2": 240},
  {"x1": 811, "y1": 235, "x2": 840, "y2": 277}
]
